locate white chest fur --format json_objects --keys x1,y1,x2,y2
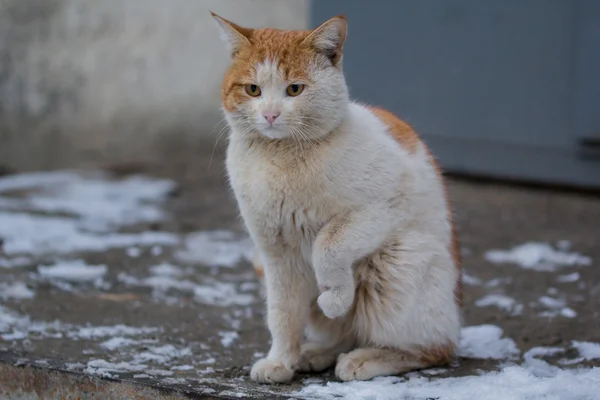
[{"x1": 226, "y1": 137, "x2": 339, "y2": 261}]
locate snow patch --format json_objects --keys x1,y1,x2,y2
[
  {"x1": 557, "y1": 272, "x2": 580, "y2": 283},
  {"x1": 175, "y1": 230, "x2": 254, "y2": 267},
  {"x1": 69, "y1": 324, "x2": 160, "y2": 339},
  {"x1": 118, "y1": 272, "x2": 255, "y2": 307},
  {"x1": 0, "y1": 212, "x2": 179, "y2": 256},
  {"x1": 298, "y1": 367, "x2": 600, "y2": 400},
  {"x1": 38, "y1": 260, "x2": 107, "y2": 282},
  {"x1": 100, "y1": 337, "x2": 140, "y2": 351},
  {"x1": 485, "y1": 242, "x2": 591, "y2": 270},
  {"x1": 0, "y1": 171, "x2": 176, "y2": 231},
  {"x1": 475, "y1": 294, "x2": 523, "y2": 315},
  {"x1": 0, "y1": 257, "x2": 31, "y2": 269},
  {"x1": 149, "y1": 263, "x2": 185, "y2": 277},
  {"x1": 132, "y1": 344, "x2": 192, "y2": 365},
  {"x1": 86, "y1": 359, "x2": 147, "y2": 378},
  {"x1": 462, "y1": 272, "x2": 482, "y2": 286},
  {"x1": 219, "y1": 331, "x2": 239, "y2": 347},
  {"x1": 572, "y1": 341, "x2": 600, "y2": 361},
  {"x1": 0, "y1": 282, "x2": 35, "y2": 300},
  {"x1": 535, "y1": 296, "x2": 577, "y2": 319},
  {"x1": 459, "y1": 325, "x2": 519, "y2": 360}
]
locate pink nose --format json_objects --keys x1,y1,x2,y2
[{"x1": 263, "y1": 111, "x2": 280, "y2": 124}]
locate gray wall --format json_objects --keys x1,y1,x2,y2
[
  {"x1": 0, "y1": 0, "x2": 309, "y2": 171},
  {"x1": 313, "y1": 0, "x2": 600, "y2": 189}
]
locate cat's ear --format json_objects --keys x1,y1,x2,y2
[
  {"x1": 304, "y1": 15, "x2": 347, "y2": 65},
  {"x1": 210, "y1": 12, "x2": 253, "y2": 58}
]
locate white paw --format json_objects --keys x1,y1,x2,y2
[
  {"x1": 250, "y1": 358, "x2": 294, "y2": 383},
  {"x1": 297, "y1": 343, "x2": 337, "y2": 372},
  {"x1": 335, "y1": 352, "x2": 374, "y2": 381},
  {"x1": 317, "y1": 286, "x2": 354, "y2": 319}
]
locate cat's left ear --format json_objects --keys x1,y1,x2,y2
[
  {"x1": 303, "y1": 15, "x2": 347, "y2": 66},
  {"x1": 210, "y1": 12, "x2": 253, "y2": 58}
]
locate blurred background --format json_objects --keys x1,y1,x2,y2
[
  {"x1": 2, "y1": 0, "x2": 598, "y2": 188},
  {"x1": 0, "y1": 1, "x2": 599, "y2": 398},
  {"x1": 0, "y1": 0, "x2": 309, "y2": 173}
]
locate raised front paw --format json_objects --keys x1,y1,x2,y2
[
  {"x1": 317, "y1": 285, "x2": 354, "y2": 319},
  {"x1": 250, "y1": 358, "x2": 294, "y2": 383}
]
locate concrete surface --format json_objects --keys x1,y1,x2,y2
[
  {"x1": 0, "y1": 150, "x2": 599, "y2": 399},
  {"x1": 0, "y1": 0, "x2": 309, "y2": 172}
]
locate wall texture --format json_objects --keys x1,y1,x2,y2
[{"x1": 0, "y1": 0, "x2": 309, "y2": 171}]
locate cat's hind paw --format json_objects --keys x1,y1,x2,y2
[{"x1": 250, "y1": 358, "x2": 294, "y2": 383}]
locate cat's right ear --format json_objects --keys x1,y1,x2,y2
[{"x1": 210, "y1": 12, "x2": 253, "y2": 58}]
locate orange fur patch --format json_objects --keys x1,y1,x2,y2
[
  {"x1": 369, "y1": 106, "x2": 421, "y2": 154},
  {"x1": 417, "y1": 341, "x2": 457, "y2": 366},
  {"x1": 221, "y1": 28, "x2": 329, "y2": 112}
]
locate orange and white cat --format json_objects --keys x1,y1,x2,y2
[{"x1": 212, "y1": 12, "x2": 462, "y2": 383}]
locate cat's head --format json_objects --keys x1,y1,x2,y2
[{"x1": 212, "y1": 12, "x2": 350, "y2": 140}]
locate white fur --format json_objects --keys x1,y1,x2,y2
[{"x1": 222, "y1": 52, "x2": 460, "y2": 383}]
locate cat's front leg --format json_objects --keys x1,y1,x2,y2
[
  {"x1": 250, "y1": 253, "x2": 314, "y2": 384},
  {"x1": 312, "y1": 204, "x2": 397, "y2": 319}
]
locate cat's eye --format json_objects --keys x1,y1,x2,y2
[
  {"x1": 286, "y1": 84, "x2": 305, "y2": 97},
  {"x1": 245, "y1": 84, "x2": 262, "y2": 97}
]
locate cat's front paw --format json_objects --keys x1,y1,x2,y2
[
  {"x1": 317, "y1": 285, "x2": 354, "y2": 319},
  {"x1": 250, "y1": 358, "x2": 294, "y2": 383}
]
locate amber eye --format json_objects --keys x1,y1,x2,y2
[
  {"x1": 286, "y1": 84, "x2": 305, "y2": 97},
  {"x1": 245, "y1": 84, "x2": 261, "y2": 97}
]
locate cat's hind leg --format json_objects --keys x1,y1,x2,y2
[{"x1": 335, "y1": 346, "x2": 453, "y2": 381}]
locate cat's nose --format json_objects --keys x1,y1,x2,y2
[{"x1": 263, "y1": 111, "x2": 280, "y2": 125}]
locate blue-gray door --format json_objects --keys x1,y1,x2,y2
[{"x1": 312, "y1": 0, "x2": 600, "y2": 189}]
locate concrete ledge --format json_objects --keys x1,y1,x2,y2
[{"x1": 0, "y1": 362, "x2": 194, "y2": 400}]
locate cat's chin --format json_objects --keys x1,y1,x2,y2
[{"x1": 258, "y1": 127, "x2": 293, "y2": 140}]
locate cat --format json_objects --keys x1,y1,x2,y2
[{"x1": 211, "y1": 12, "x2": 462, "y2": 383}]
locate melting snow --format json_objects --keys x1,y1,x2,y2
[
  {"x1": 475, "y1": 294, "x2": 523, "y2": 315},
  {"x1": 100, "y1": 337, "x2": 140, "y2": 351},
  {"x1": 175, "y1": 230, "x2": 254, "y2": 267},
  {"x1": 171, "y1": 364, "x2": 194, "y2": 371},
  {"x1": 297, "y1": 367, "x2": 600, "y2": 400},
  {"x1": 132, "y1": 344, "x2": 192, "y2": 365},
  {"x1": 68, "y1": 324, "x2": 160, "y2": 339},
  {"x1": 219, "y1": 331, "x2": 239, "y2": 347},
  {"x1": 557, "y1": 272, "x2": 580, "y2": 283},
  {"x1": 118, "y1": 273, "x2": 255, "y2": 307},
  {"x1": 297, "y1": 329, "x2": 597, "y2": 400},
  {"x1": 572, "y1": 341, "x2": 600, "y2": 361},
  {"x1": 0, "y1": 212, "x2": 179, "y2": 256},
  {"x1": 38, "y1": 260, "x2": 107, "y2": 282},
  {"x1": 0, "y1": 171, "x2": 175, "y2": 230},
  {"x1": 149, "y1": 263, "x2": 185, "y2": 277},
  {"x1": 461, "y1": 272, "x2": 482, "y2": 286},
  {"x1": 86, "y1": 359, "x2": 147, "y2": 377},
  {"x1": 485, "y1": 242, "x2": 591, "y2": 270},
  {"x1": 0, "y1": 282, "x2": 35, "y2": 300},
  {"x1": 458, "y1": 325, "x2": 519, "y2": 360},
  {"x1": 0, "y1": 257, "x2": 31, "y2": 269},
  {"x1": 0, "y1": 170, "x2": 179, "y2": 257},
  {"x1": 535, "y1": 296, "x2": 577, "y2": 319}
]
